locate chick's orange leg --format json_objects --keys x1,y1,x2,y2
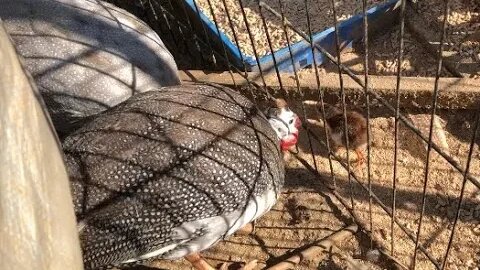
[
  {"x1": 185, "y1": 253, "x2": 216, "y2": 270},
  {"x1": 355, "y1": 148, "x2": 366, "y2": 169}
]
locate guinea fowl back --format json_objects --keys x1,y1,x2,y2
[{"x1": 63, "y1": 83, "x2": 284, "y2": 269}]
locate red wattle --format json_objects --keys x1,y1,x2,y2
[{"x1": 280, "y1": 132, "x2": 299, "y2": 151}]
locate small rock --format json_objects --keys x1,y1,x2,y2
[
  {"x1": 474, "y1": 209, "x2": 480, "y2": 219},
  {"x1": 379, "y1": 229, "x2": 388, "y2": 240},
  {"x1": 464, "y1": 214, "x2": 474, "y2": 222},
  {"x1": 405, "y1": 202, "x2": 417, "y2": 210},
  {"x1": 473, "y1": 225, "x2": 480, "y2": 235},
  {"x1": 460, "y1": 208, "x2": 473, "y2": 218},
  {"x1": 365, "y1": 249, "x2": 381, "y2": 263},
  {"x1": 447, "y1": 208, "x2": 456, "y2": 218},
  {"x1": 438, "y1": 197, "x2": 449, "y2": 207}
]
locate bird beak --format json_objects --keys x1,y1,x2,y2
[{"x1": 294, "y1": 115, "x2": 301, "y2": 129}]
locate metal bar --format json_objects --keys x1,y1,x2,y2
[
  {"x1": 304, "y1": 0, "x2": 335, "y2": 185},
  {"x1": 303, "y1": 126, "x2": 442, "y2": 268},
  {"x1": 440, "y1": 110, "x2": 479, "y2": 269},
  {"x1": 147, "y1": 0, "x2": 179, "y2": 58},
  {"x1": 362, "y1": 0, "x2": 374, "y2": 249},
  {"x1": 203, "y1": 0, "x2": 237, "y2": 86},
  {"x1": 190, "y1": 0, "x2": 218, "y2": 66},
  {"x1": 257, "y1": 0, "x2": 285, "y2": 92},
  {"x1": 236, "y1": 0, "x2": 274, "y2": 101},
  {"x1": 175, "y1": 0, "x2": 206, "y2": 66},
  {"x1": 412, "y1": 0, "x2": 450, "y2": 268},
  {"x1": 161, "y1": 0, "x2": 195, "y2": 60},
  {"x1": 392, "y1": 0, "x2": 407, "y2": 257},
  {"x1": 329, "y1": 0, "x2": 355, "y2": 210},
  {"x1": 276, "y1": 0, "x2": 299, "y2": 98},
  {"x1": 219, "y1": 0, "x2": 259, "y2": 102},
  {"x1": 274, "y1": 0, "x2": 315, "y2": 157}
]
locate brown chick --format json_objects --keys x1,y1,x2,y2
[{"x1": 320, "y1": 104, "x2": 367, "y2": 168}]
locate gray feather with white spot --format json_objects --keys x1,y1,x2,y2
[
  {"x1": 63, "y1": 84, "x2": 284, "y2": 269},
  {"x1": 0, "y1": 0, "x2": 180, "y2": 136}
]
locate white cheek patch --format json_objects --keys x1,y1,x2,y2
[
  {"x1": 268, "y1": 118, "x2": 289, "y2": 139},
  {"x1": 276, "y1": 108, "x2": 299, "y2": 134}
]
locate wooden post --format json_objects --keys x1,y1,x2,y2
[{"x1": 0, "y1": 21, "x2": 84, "y2": 270}]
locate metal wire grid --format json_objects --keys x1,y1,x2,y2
[{"x1": 137, "y1": 0, "x2": 479, "y2": 268}]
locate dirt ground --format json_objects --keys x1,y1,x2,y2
[{"x1": 289, "y1": 103, "x2": 480, "y2": 270}]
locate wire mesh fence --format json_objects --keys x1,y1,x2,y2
[{"x1": 109, "y1": 0, "x2": 479, "y2": 269}]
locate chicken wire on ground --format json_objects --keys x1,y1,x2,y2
[{"x1": 104, "y1": 0, "x2": 480, "y2": 269}]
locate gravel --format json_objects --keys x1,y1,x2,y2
[
  {"x1": 192, "y1": 0, "x2": 479, "y2": 78},
  {"x1": 194, "y1": 0, "x2": 388, "y2": 57},
  {"x1": 417, "y1": 0, "x2": 480, "y2": 54}
]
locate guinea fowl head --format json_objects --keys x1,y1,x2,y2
[{"x1": 265, "y1": 98, "x2": 301, "y2": 151}]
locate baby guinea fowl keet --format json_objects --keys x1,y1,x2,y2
[
  {"x1": 321, "y1": 103, "x2": 367, "y2": 167},
  {"x1": 63, "y1": 83, "x2": 300, "y2": 270}
]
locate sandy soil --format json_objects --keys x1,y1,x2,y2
[
  {"x1": 194, "y1": 0, "x2": 388, "y2": 57},
  {"x1": 291, "y1": 103, "x2": 480, "y2": 270}
]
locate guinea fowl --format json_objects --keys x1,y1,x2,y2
[
  {"x1": 63, "y1": 83, "x2": 300, "y2": 270},
  {"x1": 320, "y1": 103, "x2": 367, "y2": 167}
]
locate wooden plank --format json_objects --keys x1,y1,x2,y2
[
  {"x1": 0, "y1": 21, "x2": 83, "y2": 270},
  {"x1": 180, "y1": 70, "x2": 480, "y2": 110}
]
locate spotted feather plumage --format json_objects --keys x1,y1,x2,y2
[{"x1": 63, "y1": 83, "x2": 284, "y2": 269}]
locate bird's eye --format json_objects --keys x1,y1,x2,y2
[
  {"x1": 289, "y1": 119, "x2": 294, "y2": 124},
  {"x1": 277, "y1": 128, "x2": 282, "y2": 132}
]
